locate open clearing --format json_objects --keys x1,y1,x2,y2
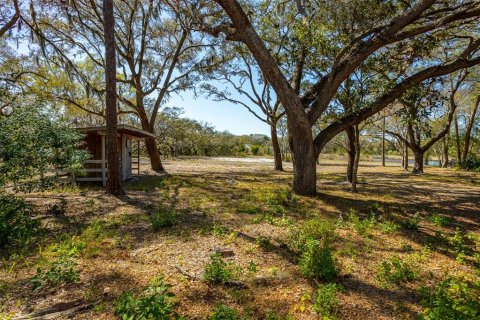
[{"x1": 1, "y1": 157, "x2": 479, "y2": 319}]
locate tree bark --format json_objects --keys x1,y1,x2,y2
[
  {"x1": 289, "y1": 123, "x2": 317, "y2": 195},
  {"x1": 145, "y1": 136, "x2": 164, "y2": 171},
  {"x1": 103, "y1": 0, "x2": 124, "y2": 195},
  {"x1": 442, "y1": 135, "x2": 449, "y2": 168},
  {"x1": 0, "y1": 0, "x2": 20, "y2": 38},
  {"x1": 403, "y1": 142, "x2": 409, "y2": 171},
  {"x1": 346, "y1": 126, "x2": 356, "y2": 183},
  {"x1": 462, "y1": 95, "x2": 479, "y2": 162},
  {"x1": 454, "y1": 115, "x2": 462, "y2": 164},
  {"x1": 382, "y1": 114, "x2": 386, "y2": 166},
  {"x1": 138, "y1": 111, "x2": 164, "y2": 172},
  {"x1": 351, "y1": 125, "x2": 360, "y2": 193},
  {"x1": 271, "y1": 122, "x2": 283, "y2": 171},
  {"x1": 412, "y1": 150, "x2": 424, "y2": 174}
]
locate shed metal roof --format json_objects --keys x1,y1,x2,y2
[{"x1": 77, "y1": 124, "x2": 156, "y2": 138}]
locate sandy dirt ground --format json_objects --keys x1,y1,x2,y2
[{"x1": 1, "y1": 157, "x2": 479, "y2": 319}]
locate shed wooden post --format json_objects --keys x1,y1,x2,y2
[
  {"x1": 101, "y1": 134, "x2": 106, "y2": 186},
  {"x1": 137, "y1": 140, "x2": 140, "y2": 175}
]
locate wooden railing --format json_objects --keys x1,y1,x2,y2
[{"x1": 72, "y1": 159, "x2": 107, "y2": 186}]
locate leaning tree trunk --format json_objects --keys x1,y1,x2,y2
[
  {"x1": 138, "y1": 113, "x2": 164, "y2": 172},
  {"x1": 346, "y1": 126, "x2": 356, "y2": 183},
  {"x1": 412, "y1": 150, "x2": 424, "y2": 174},
  {"x1": 351, "y1": 125, "x2": 360, "y2": 193},
  {"x1": 442, "y1": 135, "x2": 449, "y2": 168},
  {"x1": 271, "y1": 122, "x2": 283, "y2": 171},
  {"x1": 289, "y1": 122, "x2": 317, "y2": 196},
  {"x1": 454, "y1": 115, "x2": 462, "y2": 164},
  {"x1": 145, "y1": 136, "x2": 164, "y2": 171},
  {"x1": 103, "y1": 0, "x2": 124, "y2": 195},
  {"x1": 403, "y1": 141, "x2": 409, "y2": 171}
]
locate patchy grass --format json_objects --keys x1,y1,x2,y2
[{"x1": 0, "y1": 158, "x2": 479, "y2": 319}]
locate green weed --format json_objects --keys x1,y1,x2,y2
[
  {"x1": 209, "y1": 305, "x2": 242, "y2": 320},
  {"x1": 376, "y1": 256, "x2": 418, "y2": 286},
  {"x1": 347, "y1": 209, "x2": 376, "y2": 237},
  {"x1": 313, "y1": 283, "x2": 342, "y2": 319},
  {"x1": 31, "y1": 254, "x2": 79, "y2": 290},
  {"x1": 115, "y1": 277, "x2": 182, "y2": 320},
  {"x1": 419, "y1": 275, "x2": 480, "y2": 320},
  {"x1": 428, "y1": 214, "x2": 452, "y2": 227},
  {"x1": 204, "y1": 253, "x2": 232, "y2": 284},
  {"x1": 151, "y1": 206, "x2": 177, "y2": 230},
  {"x1": 299, "y1": 238, "x2": 337, "y2": 282}
]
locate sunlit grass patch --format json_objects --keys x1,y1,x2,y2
[{"x1": 125, "y1": 176, "x2": 170, "y2": 192}]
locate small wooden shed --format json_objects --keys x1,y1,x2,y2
[{"x1": 75, "y1": 125, "x2": 155, "y2": 186}]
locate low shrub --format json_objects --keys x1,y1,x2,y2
[
  {"x1": 204, "y1": 253, "x2": 232, "y2": 284},
  {"x1": 347, "y1": 209, "x2": 376, "y2": 237},
  {"x1": 209, "y1": 305, "x2": 241, "y2": 320},
  {"x1": 115, "y1": 277, "x2": 182, "y2": 320},
  {"x1": 313, "y1": 283, "x2": 342, "y2": 319},
  {"x1": 0, "y1": 194, "x2": 40, "y2": 252},
  {"x1": 31, "y1": 254, "x2": 79, "y2": 290},
  {"x1": 288, "y1": 219, "x2": 336, "y2": 254},
  {"x1": 457, "y1": 156, "x2": 480, "y2": 171},
  {"x1": 419, "y1": 276, "x2": 480, "y2": 320},
  {"x1": 379, "y1": 220, "x2": 401, "y2": 234},
  {"x1": 150, "y1": 206, "x2": 177, "y2": 230},
  {"x1": 448, "y1": 229, "x2": 473, "y2": 263},
  {"x1": 299, "y1": 238, "x2": 337, "y2": 282},
  {"x1": 376, "y1": 256, "x2": 417, "y2": 286}
]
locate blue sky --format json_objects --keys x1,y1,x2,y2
[{"x1": 167, "y1": 89, "x2": 271, "y2": 136}]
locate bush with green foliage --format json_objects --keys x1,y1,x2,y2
[
  {"x1": 313, "y1": 283, "x2": 342, "y2": 319},
  {"x1": 150, "y1": 206, "x2": 177, "y2": 230},
  {"x1": 0, "y1": 194, "x2": 40, "y2": 251},
  {"x1": 115, "y1": 277, "x2": 182, "y2": 320},
  {"x1": 0, "y1": 107, "x2": 88, "y2": 190},
  {"x1": 448, "y1": 229, "x2": 472, "y2": 263},
  {"x1": 379, "y1": 220, "x2": 401, "y2": 234},
  {"x1": 346, "y1": 209, "x2": 376, "y2": 237},
  {"x1": 288, "y1": 219, "x2": 336, "y2": 254},
  {"x1": 419, "y1": 276, "x2": 480, "y2": 320},
  {"x1": 31, "y1": 254, "x2": 79, "y2": 290},
  {"x1": 376, "y1": 256, "x2": 418, "y2": 286},
  {"x1": 299, "y1": 238, "x2": 337, "y2": 282},
  {"x1": 204, "y1": 253, "x2": 232, "y2": 284},
  {"x1": 457, "y1": 155, "x2": 480, "y2": 171},
  {"x1": 209, "y1": 305, "x2": 242, "y2": 320}
]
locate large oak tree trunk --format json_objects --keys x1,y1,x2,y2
[
  {"x1": 145, "y1": 136, "x2": 164, "y2": 171},
  {"x1": 412, "y1": 150, "x2": 424, "y2": 174},
  {"x1": 103, "y1": 0, "x2": 124, "y2": 195},
  {"x1": 138, "y1": 113, "x2": 164, "y2": 172},
  {"x1": 346, "y1": 126, "x2": 356, "y2": 183},
  {"x1": 271, "y1": 122, "x2": 283, "y2": 171},
  {"x1": 289, "y1": 123, "x2": 316, "y2": 196}
]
